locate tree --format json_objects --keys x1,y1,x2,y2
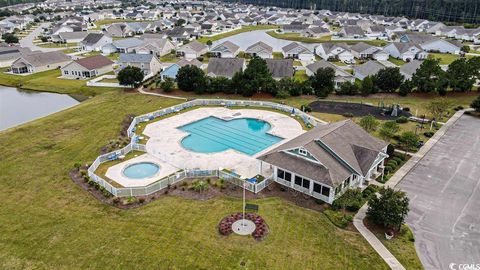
[
  {"x1": 426, "y1": 98, "x2": 451, "y2": 121},
  {"x1": 2, "y1": 33, "x2": 18, "y2": 43},
  {"x1": 159, "y1": 77, "x2": 174, "y2": 92},
  {"x1": 117, "y1": 66, "x2": 144, "y2": 87},
  {"x1": 241, "y1": 57, "x2": 276, "y2": 96},
  {"x1": 207, "y1": 76, "x2": 231, "y2": 94},
  {"x1": 379, "y1": 121, "x2": 400, "y2": 140},
  {"x1": 176, "y1": 65, "x2": 207, "y2": 94},
  {"x1": 175, "y1": 18, "x2": 186, "y2": 26},
  {"x1": 276, "y1": 77, "x2": 301, "y2": 97},
  {"x1": 310, "y1": 67, "x2": 335, "y2": 98},
  {"x1": 359, "y1": 114, "x2": 379, "y2": 132},
  {"x1": 447, "y1": 58, "x2": 475, "y2": 92},
  {"x1": 374, "y1": 67, "x2": 404, "y2": 92},
  {"x1": 412, "y1": 58, "x2": 444, "y2": 93},
  {"x1": 467, "y1": 57, "x2": 480, "y2": 80},
  {"x1": 399, "y1": 131, "x2": 419, "y2": 153},
  {"x1": 398, "y1": 79, "x2": 412, "y2": 96},
  {"x1": 336, "y1": 81, "x2": 358, "y2": 95},
  {"x1": 470, "y1": 96, "x2": 480, "y2": 112},
  {"x1": 461, "y1": 45, "x2": 470, "y2": 53},
  {"x1": 206, "y1": 40, "x2": 213, "y2": 46},
  {"x1": 360, "y1": 76, "x2": 375, "y2": 96},
  {"x1": 366, "y1": 187, "x2": 409, "y2": 231}
]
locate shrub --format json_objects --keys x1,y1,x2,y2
[
  {"x1": 191, "y1": 180, "x2": 209, "y2": 192},
  {"x1": 112, "y1": 197, "x2": 120, "y2": 204},
  {"x1": 386, "y1": 144, "x2": 395, "y2": 156},
  {"x1": 384, "y1": 165, "x2": 393, "y2": 173},
  {"x1": 324, "y1": 209, "x2": 349, "y2": 229},
  {"x1": 424, "y1": 131, "x2": 434, "y2": 138},
  {"x1": 393, "y1": 153, "x2": 405, "y2": 161},
  {"x1": 395, "y1": 116, "x2": 408, "y2": 123},
  {"x1": 362, "y1": 185, "x2": 379, "y2": 198},
  {"x1": 392, "y1": 157, "x2": 403, "y2": 164},
  {"x1": 387, "y1": 159, "x2": 398, "y2": 167},
  {"x1": 73, "y1": 162, "x2": 81, "y2": 170},
  {"x1": 332, "y1": 189, "x2": 363, "y2": 212},
  {"x1": 403, "y1": 107, "x2": 410, "y2": 112},
  {"x1": 138, "y1": 197, "x2": 146, "y2": 204},
  {"x1": 302, "y1": 104, "x2": 312, "y2": 112}
]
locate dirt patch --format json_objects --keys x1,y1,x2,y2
[{"x1": 309, "y1": 100, "x2": 411, "y2": 120}]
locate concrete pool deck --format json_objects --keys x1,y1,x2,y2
[
  {"x1": 142, "y1": 107, "x2": 305, "y2": 178},
  {"x1": 105, "y1": 154, "x2": 180, "y2": 187}
]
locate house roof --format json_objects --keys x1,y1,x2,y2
[
  {"x1": 207, "y1": 57, "x2": 244, "y2": 78},
  {"x1": 353, "y1": 60, "x2": 384, "y2": 77},
  {"x1": 210, "y1": 41, "x2": 239, "y2": 53},
  {"x1": 81, "y1": 33, "x2": 106, "y2": 45},
  {"x1": 179, "y1": 40, "x2": 207, "y2": 53},
  {"x1": 350, "y1": 42, "x2": 377, "y2": 54},
  {"x1": 265, "y1": 59, "x2": 293, "y2": 78},
  {"x1": 118, "y1": 53, "x2": 155, "y2": 63},
  {"x1": 400, "y1": 60, "x2": 422, "y2": 77},
  {"x1": 73, "y1": 55, "x2": 113, "y2": 70},
  {"x1": 306, "y1": 60, "x2": 352, "y2": 77},
  {"x1": 13, "y1": 51, "x2": 70, "y2": 68},
  {"x1": 258, "y1": 120, "x2": 388, "y2": 187},
  {"x1": 282, "y1": 42, "x2": 312, "y2": 54},
  {"x1": 58, "y1": 31, "x2": 88, "y2": 40},
  {"x1": 177, "y1": 58, "x2": 202, "y2": 68},
  {"x1": 112, "y1": 38, "x2": 144, "y2": 48},
  {"x1": 341, "y1": 26, "x2": 364, "y2": 36},
  {"x1": 246, "y1": 41, "x2": 273, "y2": 54}
]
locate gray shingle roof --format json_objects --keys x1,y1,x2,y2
[
  {"x1": 81, "y1": 33, "x2": 105, "y2": 46},
  {"x1": 258, "y1": 120, "x2": 388, "y2": 187},
  {"x1": 118, "y1": 53, "x2": 154, "y2": 63},
  {"x1": 353, "y1": 60, "x2": 384, "y2": 77},
  {"x1": 207, "y1": 57, "x2": 244, "y2": 78},
  {"x1": 265, "y1": 59, "x2": 293, "y2": 78}
]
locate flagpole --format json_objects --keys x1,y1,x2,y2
[{"x1": 243, "y1": 181, "x2": 246, "y2": 226}]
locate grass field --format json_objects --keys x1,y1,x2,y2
[
  {"x1": 0, "y1": 91, "x2": 390, "y2": 269},
  {"x1": 92, "y1": 18, "x2": 145, "y2": 30},
  {"x1": 428, "y1": 53, "x2": 460, "y2": 65},
  {"x1": 0, "y1": 68, "x2": 117, "y2": 95},
  {"x1": 388, "y1": 57, "x2": 406, "y2": 66},
  {"x1": 197, "y1": 25, "x2": 279, "y2": 43}
]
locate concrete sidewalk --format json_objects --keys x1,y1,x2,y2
[{"x1": 353, "y1": 109, "x2": 468, "y2": 270}]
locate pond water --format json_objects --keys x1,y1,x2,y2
[
  {"x1": 0, "y1": 86, "x2": 80, "y2": 131},
  {"x1": 212, "y1": 30, "x2": 319, "y2": 51}
]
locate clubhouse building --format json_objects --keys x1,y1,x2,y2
[{"x1": 258, "y1": 120, "x2": 388, "y2": 204}]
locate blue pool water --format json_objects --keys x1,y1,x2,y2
[
  {"x1": 123, "y1": 162, "x2": 160, "y2": 179},
  {"x1": 179, "y1": 116, "x2": 282, "y2": 156}
]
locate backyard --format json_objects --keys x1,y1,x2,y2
[
  {"x1": 197, "y1": 25, "x2": 279, "y2": 43},
  {"x1": 0, "y1": 91, "x2": 390, "y2": 269}
]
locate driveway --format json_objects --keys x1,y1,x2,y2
[
  {"x1": 398, "y1": 114, "x2": 480, "y2": 270},
  {"x1": 19, "y1": 22, "x2": 63, "y2": 52}
]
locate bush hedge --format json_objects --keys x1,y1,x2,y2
[{"x1": 395, "y1": 116, "x2": 409, "y2": 123}]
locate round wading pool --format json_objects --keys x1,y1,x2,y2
[{"x1": 122, "y1": 162, "x2": 160, "y2": 179}]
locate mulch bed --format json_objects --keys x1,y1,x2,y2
[
  {"x1": 309, "y1": 100, "x2": 412, "y2": 120},
  {"x1": 70, "y1": 170, "x2": 330, "y2": 212}
]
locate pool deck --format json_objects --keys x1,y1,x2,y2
[
  {"x1": 102, "y1": 108, "x2": 305, "y2": 187},
  {"x1": 143, "y1": 107, "x2": 305, "y2": 178},
  {"x1": 105, "y1": 154, "x2": 180, "y2": 187}
]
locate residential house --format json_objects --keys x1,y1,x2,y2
[
  {"x1": 265, "y1": 59, "x2": 294, "y2": 80},
  {"x1": 350, "y1": 42, "x2": 381, "y2": 59},
  {"x1": 399, "y1": 32, "x2": 461, "y2": 54},
  {"x1": 306, "y1": 60, "x2": 355, "y2": 87},
  {"x1": 79, "y1": 33, "x2": 112, "y2": 52},
  {"x1": 109, "y1": 38, "x2": 144, "y2": 53},
  {"x1": 353, "y1": 60, "x2": 385, "y2": 80},
  {"x1": 10, "y1": 51, "x2": 70, "y2": 74},
  {"x1": 281, "y1": 42, "x2": 314, "y2": 62},
  {"x1": 118, "y1": 53, "x2": 162, "y2": 77},
  {"x1": 245, "y1": 41, "x2": 273, "y2": 59},
  {"x1": 61, "y1": 55, "x2": 113, "y2": 79},
  {"x1": 134, "y1": 38, "x2": 175, "y2": 57},
  {"x1": 400, "y1": 60, "x2": 422, "y2": 80},
  {"x1": 338, "y1": 26, "x2": 365, "y2": 39},
  {"x1": 384, "y1": 42, "x2": 428, "y2": 61},
  {"x1": 177, "y1": 40, "x2": 208, "y2": 60},
  {"x1": 57, "y1": 31, "x2": 89, "y2": 43},
  {"x1": 0, "y1": 46, "x2": 32, "y2": 67},
  {"x1": 209, "y1": 41, "x2": 240, "y2": 58},
  {"x1": 257, "y1": 119, "x2": 388, "y2": 204},
  {"x1": 207, "y1": 58, "x2": 245, "y2": 78},
  {"x1": 160, "y1": 58, "x2": 202, "y2": 80},
  {"x1": 302, "y1": 27, "x2": 330, "y2": 38},
  {"x1": 315, "y1": 42, "x2": 354, "y2": 64}
]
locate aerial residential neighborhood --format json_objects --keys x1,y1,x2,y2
[{"x1": 0, "y1": 0, "x2": 479, "y2": 269}]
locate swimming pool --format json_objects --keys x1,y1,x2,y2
[
  {"x1": 178, "y1": 116, "x2": 282, "y2": 156},
  {"x1": 123, "y1": 162, "x2": 160, "y2": 179}
]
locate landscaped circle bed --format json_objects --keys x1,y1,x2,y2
[{"x1": 218, "y1": 212, "x2": 269, "y2": 241}]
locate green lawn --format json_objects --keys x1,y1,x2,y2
[
  {"x1": 428, "y1": 53, "x2": 460, "y2": 65},
  {"x1": 197, "y1": 25, "x2": 279, "y2": 43},
  {"x1": 272, "y1": 52, "x2": 283, "y2": 59},
  {"x1": 37, "y1": 42, "x2": 77, "y2": 49},
  {"x1": 93, "y1": 18, "x2": 146, "y2": 30},
  {"x1": 0, "y1": 68, "x2": 117, "y2": 95},
  {"x1": 160, "y1": 53, "x2": 180, "y2": 63},
  {"x1": 0, "y1": 91, "x2": 389, "y2": 269},
  {"x1": 388, "y1": 57, "x2": 406, "y2": 66},
  {"x1": 293, "y1": 70, "x2": 308, "y2": 82}
]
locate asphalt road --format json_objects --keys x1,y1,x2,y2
[
  {"x1": 19, "y1": 22, "x2": 63, "y2": 52},
  {"x1": 398, "y1": 114, "x2": 480, "y2": 270}
]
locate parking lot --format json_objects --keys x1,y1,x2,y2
[{"x1": 398, "y1": 115, "x2": 480, "y2": 270}]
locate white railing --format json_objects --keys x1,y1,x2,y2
[{"x1": 87, "y1": 98, "x2": 321, "y2": 197}]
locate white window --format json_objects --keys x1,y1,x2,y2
[
  {"x1": 64, "y1": 70, "x2": 68, "y2": 75},
  {"x1": 299, "y1": 148, "x2": 307, "y2": 156}
]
